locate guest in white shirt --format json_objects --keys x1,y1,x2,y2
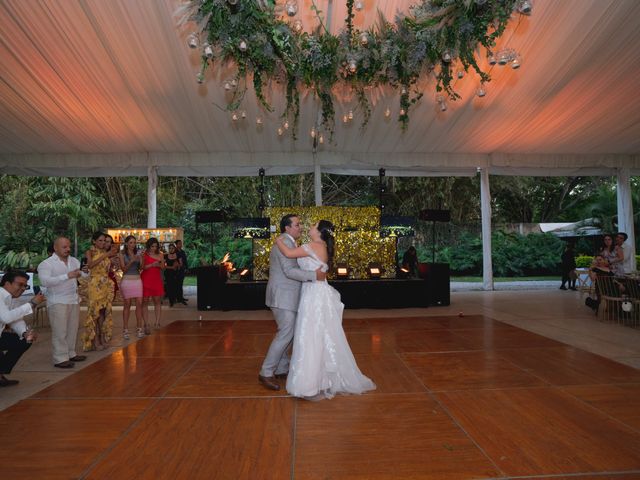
[
  {"x1": 37, "y1": 237, "x2": 87, "y2": 368},
  {"x1": 616, "y1": 232, "x2": 636, "y2": 274},
  {"x1": 0, "y1": 270, "x2": 43, "y2": 386}
]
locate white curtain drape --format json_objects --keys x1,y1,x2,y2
[
  {"x1": 617, "y1": 168, "x2": 637, "y2": 272},
  {"x1": 480, "y1": 168, "x2": 494, "y2": 291}
]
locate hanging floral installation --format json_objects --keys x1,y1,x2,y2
[{"x1": 177, "y1": 0, "x2": 530, "y2": 139}]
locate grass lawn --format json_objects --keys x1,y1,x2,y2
[{"x1": 451, "y1": 276, "x2": 558, "y2": 282}]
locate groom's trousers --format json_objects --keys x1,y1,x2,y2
[{"x1": 260, "y1": 307, "x2": 296, "y2": 377}]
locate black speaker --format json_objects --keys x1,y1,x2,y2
[
  {"x1": 195, "y1": 266, "x2": 226, "y2": 310},
  {"x1": 195, "y1": 210, "x2": 226, "y2": 223},
  {"x1": 419, "y1": 209, "x2": 451, "y2": 222},
  {"x1": 421, "y1": 263, "x2": 450, "y2": 306}
]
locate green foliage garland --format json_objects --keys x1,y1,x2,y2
[{"x1": 180, "y1": 0, "x2": 521, "y2": 137}]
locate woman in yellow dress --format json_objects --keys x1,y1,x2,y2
[{"x1": 82, "y1": 232, "x2": 118, "y2": 351}]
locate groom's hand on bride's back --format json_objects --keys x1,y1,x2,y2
[{"x1": 315, "y1": 268, "x2": 327, "y2": 281}]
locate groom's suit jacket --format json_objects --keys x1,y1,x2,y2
[{"x1": 265, "y1": 233, "x2": 315, "y2": 312}]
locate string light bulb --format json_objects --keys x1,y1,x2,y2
[
  {"x1": 384, "y1": 107, "x2": 391, "y2": 118},
  {"x1": 239, "y1": 39, "x2": 248, "y2": 52},
  {"x1": 232, "y1": 112, "x2": 239, "y2": 121},
  {"x1": 283, "y1": 120, "x2": 289, "y2": 130},
  {"x1": 277, "y1": 127, "x2": 284, "y2": 136},
  {"x1": 310, "y1": 127, "x2": 316, "y2": 138},
  {"x1": 477, "y1": 85, "x2": 486, "y2": 97},
  {"x1": 256, "y1": 116, "x2": 263, "y2": 125},
  {"x1": 348, "y1": 110, "x2": 354, "y2": 120}
]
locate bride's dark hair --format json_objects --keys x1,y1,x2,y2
[{"x1": 317, "y1": 220, "x2": 335, "y2": 269}]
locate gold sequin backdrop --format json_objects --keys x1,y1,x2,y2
[{"x1": 252, "y1": 206, "x2": 396, "y2": 280}]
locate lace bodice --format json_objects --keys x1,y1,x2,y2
[{"x1": 297, "y1": 244, "x2": 328, "y2": 272}]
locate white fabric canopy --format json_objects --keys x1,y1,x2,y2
[{"x1": 0, "y1": 0, "x2": 639, "y2": 177}]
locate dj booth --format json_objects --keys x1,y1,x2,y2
[{"x1": 195, "y1": 264, "x2": 450, "y2": 310}]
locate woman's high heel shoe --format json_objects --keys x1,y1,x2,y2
[
  {"x1": 136, "y1": 327, "x2": 144, "y2": 338},
  {"x1": 144, "y1": 324, "x2": 151, "y2": 335}
]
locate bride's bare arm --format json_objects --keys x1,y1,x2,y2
[{"x1": 275, "y1": 236, "x2": 308, "y2": 258}]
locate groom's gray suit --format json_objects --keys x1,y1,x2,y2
[{"x1": 260, "y1": 233, "x2": 316, "y2": 377}]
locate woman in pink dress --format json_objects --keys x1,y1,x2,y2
[{"x1": 140, "y1": 238, "x2": 165, "y2": 333}]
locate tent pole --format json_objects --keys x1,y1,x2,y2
[
  {"x1": 480, "y1": 168, "x2": 494, "y2": 290},
  {"x1": 616, "y1": 167, "x2": 637, "y2": 272},
  {"x1": 314, "y1": 163, "x2": 322, "y2": 206},
  {"x1": 147, "y1": 165, "x2": 157, "y2": 229}
]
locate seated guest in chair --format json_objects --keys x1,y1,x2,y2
[{"x1": 0, "y1": 270, "x2": 44, "y2": 386}]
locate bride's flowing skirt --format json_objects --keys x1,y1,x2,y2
[{"x1": 286, "y1": 282, "x2": 376, "y2": 399}]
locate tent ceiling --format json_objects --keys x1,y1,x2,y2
[{"x1": 1, "y1": 0, "x2": 639, "y2": 177}]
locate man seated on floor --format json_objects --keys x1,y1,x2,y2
[{"x1": 0, "y1": 270, "x2": 44, "y2": 387}]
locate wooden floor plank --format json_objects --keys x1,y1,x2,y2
[
  {"x1": 85, "y1": 398, "x2": 294, "y2": 480},
  {"x1": 386, "y1": 329, "x2": 477, "y2": 353},
  {"x1": 401, "y1": 351, "x2": 547, "y2": 391},
  {"x1": 0, "y1": 399, "x2": 152, "y2": 480},
  {"x1": 498, "y1": 347, "x2": 640, "y2": 386},
  {"x1": 157, "y1": 320, "x2": 233, "y2": 336},
  {"x1": 452, "y1": 327, "x2": 566, "y2": 350},
  {"x1": 33, "y1": 354, "x2": 195, "y2": 398},
  {"x1": 294, "y1": 393, "x2": 501, "y2": 479},
  {"x1": 121, "y1": 334, "x2": 223, "y2": 357},
  {"x1": 166, "y1": 356, "x2": 289, "y2": 397},
  {"x1": 352, "y1": 354, "x2": 427, "y2": 394},
  {"x1": 437, "y1": 387, "x2": 640, "y2": 476},
  {"x1": 562, "y1": 383, "x2": 640, "y2": 431},
  {"x1": 206, "y1": 332, "x2": 276, "y2": 357}
]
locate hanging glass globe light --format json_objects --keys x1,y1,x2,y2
[
  {"x1": 232, "y1": 112, "x2": 239, "y2": 122},
  {"x1": 439, "y1": 101, "x2": 447, "y2": 112},
  {"x1": 359, "y1": 32, "x2": 369, "y2": 46},
  {"x1": 319, "y1": 134, "x2": 324, "y2": 144},
  {"x1": 223, "y1": 81, "x2": 232, "y2": 91},
  {"x1": 283, "y1": 120, "x2": 289, "y2": 130},
  {"x1": 286, "y1": 0, "x2": 298, "y2": 17},
  {"x1": 241, "y1": 110, "x2": 247, "y2": 119},
  {"x1": 457, "y1": 70, "x2": 464, "y2": 79},
  {"x1": 256, "y1": 117, "x2": 263, "y2": 126},
  {"x1": 488, "y1": 54, "x2": 497, "y2": 65},
  {"x1": 348, "y1": 110, "x2": 354, "y2": 120},
  {"x1": 342, "y1": 114, "x2": 349, "y2": 123},
  {"x1": 354, "y1": 0, "x2": 364, "y2": 11},
  {"x1": 187, "y1": 33, "x2": 199, "y2": 49},
  {"x1": 310, "y1": 127, "x2": 316, "y2": 138},
  {"x1": 238, "y1": 39, "x2": 248, "y2": 52},
  {"x1": 203, "y1": 43, "x2": 214, "y2": 59},
  {"x1": 292, "y1": 19, "x2": 303, "y2": 33},
  {"x1": 476, "y1": 85, "x2": 486, "y2": 97},
  {"x1": 511, "y1": 57, "x2": 521, "y2": 69},
  {"x1": 442, "y1": 49, "x2": 453, "y2": 63},
  {"x1": 230, "y1": 78, "x2": 238, "y2": 88},
  {"x1": 348, "y1": 58, "x2": 357, "y2": 73},
  {"x1": 196, "y1": 72, "x2": 205, "y2": 84},
  {"x1": 277, "y1": 127, "x2": 284, "y2": 136},
  {"x1": 399, "y1": 108, "x2": 406, "y2": 116},
  {"x1": 518, "y1": 0, "x2": 532, "y2": 15},
  {"x1": 384, "y1": 107, "x2": 391, "y2": 118}
]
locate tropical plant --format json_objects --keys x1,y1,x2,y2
[{"x1": 178, "y1": 0, "x2": 524, "y2": 136}]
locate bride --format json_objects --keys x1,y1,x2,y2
[{"x1": 275, "y1": 219, "x2": 376, "y2": 400}]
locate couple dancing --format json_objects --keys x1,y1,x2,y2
[{"x1": 258, "y1": 214, "x2": 376, "y2": 400}]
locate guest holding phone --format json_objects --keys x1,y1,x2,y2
[
  {"x1": 140, "y1": 238, "x2": 165, "y2": 333},
  {"x1": 118, "y1": 236, "x2": 144, "y2": 339}
]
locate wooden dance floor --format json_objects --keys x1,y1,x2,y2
[{"x1": 3, "y1": 315, "x2": 640, "y2": 479}]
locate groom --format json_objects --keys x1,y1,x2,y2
[{"x1": 259, "y1": 214, "x2": 326, "y2": 391}]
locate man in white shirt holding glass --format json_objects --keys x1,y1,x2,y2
[
  {"x1": 0, "y1": 270, "x2": 43, "y2": 386},
  {"x1": 37, "y1": 237, "x2": 87, "y2": 368}
]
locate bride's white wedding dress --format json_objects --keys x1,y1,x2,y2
[{"x1": 286, "y1": 244, "x2": 376, "y2": 399}]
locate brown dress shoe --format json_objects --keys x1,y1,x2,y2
[
  {"x1": 69, "y1": 355, "x2": 87, "y2": 362},
  {"x1": 274, "y1": 372, "x2": 288, "y2": 380},
  {"x1": 258, "y1": 375, "x2": 281, "y2": 391},
  {"x1": 0, "y1": 375, "x2": 19, "y2": 387},
  {"x1": 54, "y1": 361, "x2": 75, "y2": 369}
]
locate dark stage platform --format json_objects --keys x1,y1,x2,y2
[{"x1": 196, "y1": 264, "x2": 450, "y2": 310}]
